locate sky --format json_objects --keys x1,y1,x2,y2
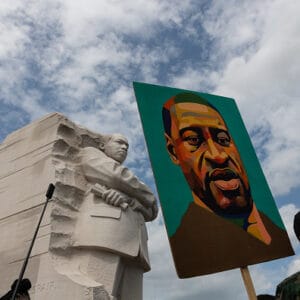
[{"x1": 0, "y1": 0, "x2": 299, "y2": 299}]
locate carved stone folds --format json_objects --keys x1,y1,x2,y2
[{"x1": 0, "y1": 113, "x2": 154, "y2": 299}]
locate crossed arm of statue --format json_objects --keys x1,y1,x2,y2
[
  {"x1": 90, "y1": 182, "x2": 156, "y2": 221},
  {"x1": 80, "y1": 147, "x2": 158, "y2": 221}
]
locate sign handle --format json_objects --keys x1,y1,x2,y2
[{"x1": 240, "y1": 266, "x2": 257, "y2": 300}]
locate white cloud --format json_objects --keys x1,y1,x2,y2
[
  {"x1": 61, "y1": 0, "x2": 194, "y2": 44},
  {"x1": 170, "y1": 67, "x2": 220, "y2": 91},
  {"x1": 1, "y1": 1, "x2": 300, "y2": 299},
  {"x1": 277, "y1": 203, "x2": 300, "y2": 282},
  {"x1": 279, "y1": 204, "x2": 299, "y2": 250},
  {"x1": 0, "y1": 0, "x2": 193, "y2": 118},
  {"x1": 0, "y1": 22, "x2": 28, "y2": 60},
  {"x1": 206, "y1": 0, "x2": 300, "y2": 196},
  {"x1": 168, "y1": 1, "x2": 300, "y2": 197},
  {"x1": 250, "y1": 266, "x2": 274, "y2": 293},
  {"x1": 203, "y1": 0, "x2": 269, "y2": 52},
  {"x1": 287, "y1": 257, "x2": 300, "y2": 276},
  {"x1": 0, "y1": 0, "x2": 189, "y2": 183}
]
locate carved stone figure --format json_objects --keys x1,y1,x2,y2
[
  {"x1": 0, "y1": 113, "x2": 157, "y2": 300},
  {"x1": 54, "y1": 134, "x2": 157, "y2": 299}
]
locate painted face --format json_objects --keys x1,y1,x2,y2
[
  {"x1": 167, "y1": 102, "x2": 252, "y2": 216},
  {"x1": 103, "y1": 134, "x2": 129, "y2": 163}
]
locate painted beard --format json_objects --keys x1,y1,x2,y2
[{"x1": 191, "y1": 168, "x2": 253, "y2": 216}]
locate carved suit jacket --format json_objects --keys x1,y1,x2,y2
[{"x1": 73, "y1": 147, "x2": 157, "y2": 271}]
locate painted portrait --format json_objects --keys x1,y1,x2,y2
[{"x1": 134, "y1": 82, "x2": 294, "y2": 278}]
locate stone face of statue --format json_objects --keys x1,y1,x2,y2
[{"x1": 100, "y1": 134, "x2": 129, "y2": 164}]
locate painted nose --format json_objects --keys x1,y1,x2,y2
[{"x1": 204, "y1": 138, "x2": 228, "y2": 164}]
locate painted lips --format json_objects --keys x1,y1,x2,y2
[
  {"x1": 207, "y1": 168, "x2": 249, "y2": 211},
  {"x1": 209, "y1": 168, "x2": 240, "y2": 192}
]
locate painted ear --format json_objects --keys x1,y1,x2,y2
[{"x1": 165, "y1": 133, "x2": 179, "y2": 165}]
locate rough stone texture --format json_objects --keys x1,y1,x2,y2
[{"x1": 0, "y1": 113, "x2": 156, "y2": 299}]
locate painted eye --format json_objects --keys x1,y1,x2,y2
[
  {"x1": 184, "y1": 135, "x2": 203, "y2": 146},
  {"x1": 216, "y1": 131, "x2": 230, "y2": 146}
]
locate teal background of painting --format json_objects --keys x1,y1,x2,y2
[{"x1": 133, "y1": 82, "x2": 285, "y2": 237}]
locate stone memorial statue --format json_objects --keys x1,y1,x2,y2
[
  {"x1": 0, "y1": 113, "x2": 158, "y2": 300},
  {"x1": 51, "y1": 132, "x2": 158, "y2": 299}
]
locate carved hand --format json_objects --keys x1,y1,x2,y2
[
  {"x1": 102, "y1": 189, "x2": 128, "y2": 208},
  {"x1": 130, "y1": 197, "x2": 158, "y2": 221}
]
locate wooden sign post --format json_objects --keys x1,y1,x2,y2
[{"x1": 240, "y1": 267, "x2": 257, "y2": 300}]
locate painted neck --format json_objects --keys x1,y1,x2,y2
[{"x1": 192, "y1": 192, "x2": 271, "y2": 245}]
